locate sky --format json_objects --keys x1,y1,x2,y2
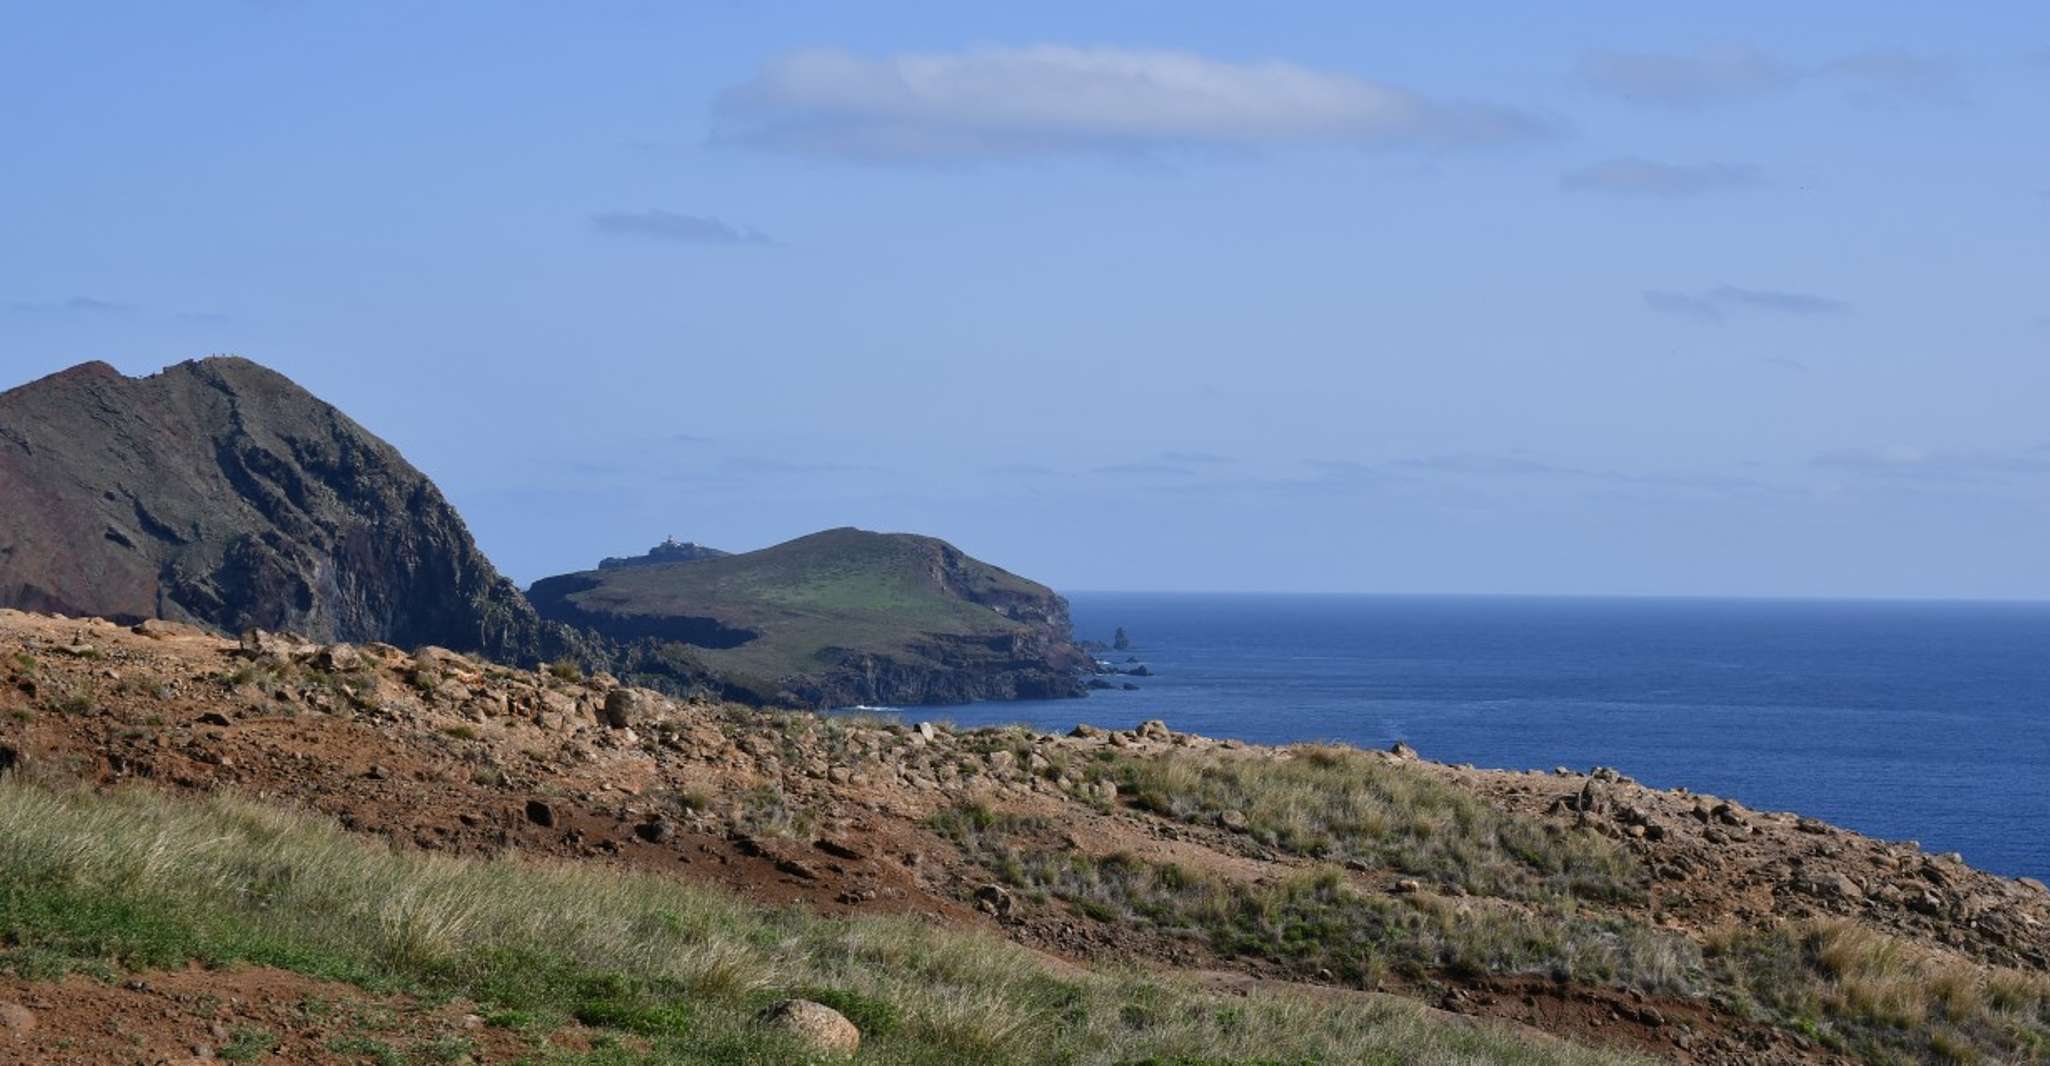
[{"x1": 2, "y1": 3, "x2": 2046, "y2": 598}]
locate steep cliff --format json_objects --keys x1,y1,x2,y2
[{"x1": 0, "y1": 357, "x2": 582, "y2": 664}]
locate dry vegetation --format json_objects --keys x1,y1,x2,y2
[
  {"x1": 1112, "y1": 745, "x2": 1645, "y2": 901},
  {"x1": 932, "y1": 802, "x2": 1702, "y2": 996},
  {"x1": 0, "y1": 773, "x2": 1649, "y2": 1066},
  {"x1": 1706, "y1": 920, "x2": 2050, "y2": 1063}
]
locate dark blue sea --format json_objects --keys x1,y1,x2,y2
[{"x1": 924, "y1": 593, "x2": 2050, "y2": 881}]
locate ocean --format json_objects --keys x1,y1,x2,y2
[{"x1": 925, "y1": 592, "x2": 2050, "y2": 881}]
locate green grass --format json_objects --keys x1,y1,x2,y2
[
  {"x1": 0, "y1": 776, "x2": 1648, "y2": 1066},
  {"x1": 540, "y1": 528, "x2": 1052, "y2": 686},
  {"x1": 1111, "y1": 745, "x2": 1643, "y2": 902},
  {"x1": 219, "y1": 1025, "x2": 280, "y2": 1062},
  {"x1": 931, "y1": 805, "x2": 1699, "y2": 996}
]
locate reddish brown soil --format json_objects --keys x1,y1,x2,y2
[{"x1": 0, "y1": 965, "x2": 582, "y2": 1065}]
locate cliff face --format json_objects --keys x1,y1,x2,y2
[
  {"x1": 0, "y1": 358, "x2": 580, "y2": 664},
  {"x1": 530, "y1": 528, "x2": 1091, "y2": 708}
]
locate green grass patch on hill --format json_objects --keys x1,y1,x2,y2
[
  {"x1": 930, "y1": 804, "x2": 1699, "y2": 997},
  {"x1": 1111, "y1": 745, "x2": 1643, "y2": 902},
  {"x1": 0, "y1": 775, "x2": 1649, "y2": 1066}
]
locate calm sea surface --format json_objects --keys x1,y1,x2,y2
[{"x1": 918, "y1": 593, "x2": 2050, "y2": 880}]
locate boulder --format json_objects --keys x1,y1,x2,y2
[
  {"x1": 1136, "y1": 719, "x2": 1171, "y2": 740},
  {"x1": 758, "y1": 999, "x2": 860, "y2": 1059},
  {"x1": 236, "y1": 628, "x2": 313, "y2": 659},
  {"x1": 975, "y1": 883, "x2": 1016, "y2": 919},
  {"x1": 1389, "y1": 741, "x2": 1419, "y2": 760},
  {"x1": 316, "y1": 644, "x2": 364, "y2": 672},
  {"x1": 602, "y1": 688, "x2": 655, "y2": 729}
]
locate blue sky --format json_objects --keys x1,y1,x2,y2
[{"x1": 3, "y1": 2, "x2": 2047, "y2": 597}]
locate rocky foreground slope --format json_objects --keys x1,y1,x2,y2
[
  {"x1": 2, "y1": 609, "x2": 2045, "y2": 1064},
  {"x1": 0, "y1": 359, "x2": 581, "y2": 665}
]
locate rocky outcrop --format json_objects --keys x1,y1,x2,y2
[{"x1": 0, "y1": 358, "x2": 587, "y2": 665}]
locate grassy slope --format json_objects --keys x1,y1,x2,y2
[
  {"x1": 0, "y1": 776, "x2": 1647, "y2": 1066},
  {"x1": 553, "y1": 529, "x2": 1050, "y2": 684},
  {"x1": 954, "y1": 744, "x2": 2050, "y2": 1066}
]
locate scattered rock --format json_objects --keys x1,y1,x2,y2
[
  {"x1": 1389, "y1": 741, "x2": 1419, "y2": 760},
  {"x1": 975, "y1": 883, "x2": 1016, "y2": 919},
  {"x1": 1218, "y1": 809, "x2": 1250, "y2": 833},
  {"x1": 1392, "y1": 879, "x2": 1423, "y2": 894},
  {"x1": 1136, "y1": 719, "x2": 1171, "y2": 740},
  {"x1": 916, "y1": 721, "x2": 938, "y2": 741},
  {"x1": 1070, "y1": 724, "x2": 1104, "y2": 738},
  {"x1": 524, "y1": 799, "x2": 557, "y2": 827},
  {"x1": 758, "y1": 999, "x2": 860, "y2": 1058},
  {"x1": 316, "y1": 644, "x2": 363, "y2": 672},
  {"x1": 236, "y1": 628, "x2": 310, "y2": 659},
  {"x1": 2019, "y1": 877, "x2": 2049, "y2": 896},
  {"x1": 633, "y1": 817, "x2": 673, "y2": 844}
]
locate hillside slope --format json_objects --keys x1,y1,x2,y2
[
  {"x1": 0, "y1": 358, "x2": 580, "y2": 664},
  {"x1": 3, "y1": 609, "x2": 2045, "y2": 1063},
  {"x1": 529, "y1": 527, "x2": 1090, "y2": 707}
]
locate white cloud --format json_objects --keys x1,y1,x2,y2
[{"x1": 713, "y1": 46, "x2": 1550, "y2": 162}]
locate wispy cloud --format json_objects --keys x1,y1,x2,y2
[
  {"x1": 1814, "y1": 445, "x2": 2050, "y2": 482},
  {"x1": 1578, "y1": 46, "x2": 1962, "y2": 108},
  {"x1": 8, "y1": 296, "x2": 133, "y2": 314},
  {"x1": 1644, "y1": 285, "x2": 1850, "y2": 323},
  {"x1": 1404, "y1": 451, "x2": 1781, "y2": 495},
  {"x1": 713, "y1": 45, "x2": 1553, "y2": 163},
  {"x1": 1093, "y1": 462, "x2": 1199, "y2": 478},
  {"x1": 1403, "y1": 453, "x2": 1570, "y2": 476},
  {"x1": 986, "y1": 463, "x2": 1061, "y2": 478},
  {"x1": 590, "y1": 209, "x2": 772, "y2": 246},
  {"x1": 1158, "y1": 450, "x2": 1236, "y2": 465},
  {"x1": 1820, "y1": 52, "x2": 1965, "y2": 107},
  {"x1": 721, "y1": 456, "x2": 876, "y2": 476},
  {"x1": 1709, "y1": 285, "x2": 1849, "y2": 316},
  {"x1": 1561, "y1": 158, "x2": 1760, "y2": 197},
  {"x1": 1642, "y1": 290, "x2": 1727, "y2": 323}
]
